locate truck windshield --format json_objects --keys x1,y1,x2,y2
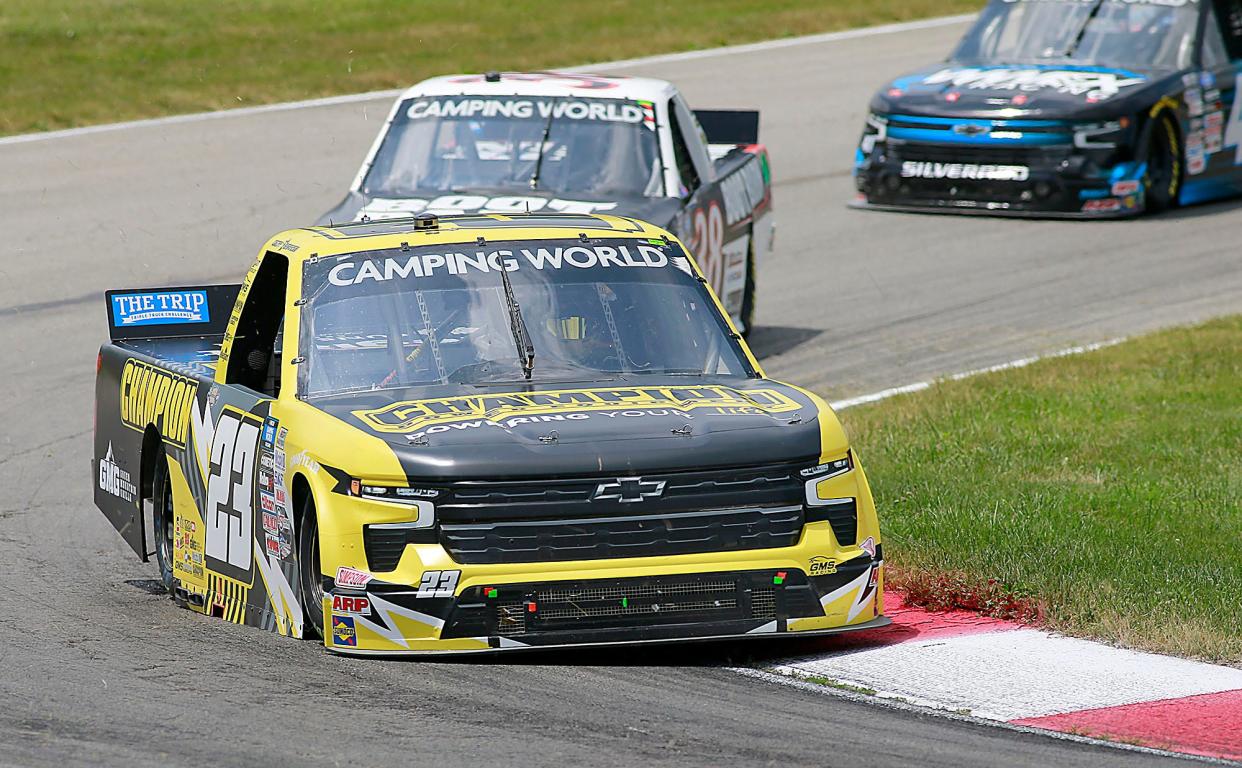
[
  {"x1": 952, "y1": 0, "x2": 1198, "y2": 72},
  {"x1": 298, "y1": 238, "x2": 751, "y2": 397},
  {"x1": 362, "y1": 96, "x2": 664, "y2": 199}
]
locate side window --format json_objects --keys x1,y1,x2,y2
[
  {"x1": 667, "y1": 101, "x2": 701, "y2": 197},
  {"x1": 1213, "y1": 0, "x2": 1242, "y2": 60},
  {"x1": 1203, "y1": 5, "x2": 1230, "y2": 67},
  {"x1": 226, "y1": 253, "x2": 288, "y2": 397}
]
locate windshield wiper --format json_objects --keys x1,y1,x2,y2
[
  {"x1": 528, "y1": 97, "x2": 560, "y2": 190},
  {"x1": 498, "y1": 261, "x2": 535, "y2": 379},
  {"x1": 1063, "y1": 0, "x2": 1106, "y2": 59}
]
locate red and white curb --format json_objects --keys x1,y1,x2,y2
[{"x1": 745, "y1": 592, "x2": 1242, "y2": 762}]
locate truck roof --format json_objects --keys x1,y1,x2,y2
[
  {"x1": 399, "y1": 71, "x2": 678, "y2": 104},
  {"x1": 272, "y1": 213, "x2": 673, "y2": 263}
]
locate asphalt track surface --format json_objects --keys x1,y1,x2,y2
[{"x1": 2, "y1": 17, "x2": 1240, "y2": 768}]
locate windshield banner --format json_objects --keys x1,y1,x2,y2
[
  {"x1": 324, "y1": 242, "x2": 688, "y2": 287},
  {"x1": 406, "y1": 97, "x2": 656, "y2": 129},
  {"x1": 921, "y1": 67, "x2": 1146, "y2": 101}
]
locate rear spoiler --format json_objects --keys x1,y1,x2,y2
[
  {"x1": 105, "y1": 284, "x2": 241, "y2": 342},
  {"x1": 693, "y1": 109, "x2": 760, "y2": 146}
]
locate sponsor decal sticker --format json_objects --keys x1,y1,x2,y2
[
  {"x1": 262, "y1": 511, "x2": 281, "y2": 535},
  {"x1": 809, "y1": 556, "x2": 838, "y2": 576},
  {"x1": 1111, "y1": 180, "x2": 1141, "y2": 196},
  {"x1": 174, "y1": 516, "x2": 205, "y2": 578},
  {"x1": 265, "y1": 534, "x2": 281, "y2": 557},
  {"x1": 336, "y1": 566, "x2": 373, "y2": 590},
  {"x1": 261, "y1": 418, "x2": 278, "y2": 447},
  {"x1": 355, "y1": 196, "x2": 618, "y2": 221},
  {"x1": 119, "y1": 359, "x2": 198, "y2": 447},
  {"x1": 861, "y1": 536, "x2": 877, "y2": 559},
  {"x1": 110, "y1": 290, "x2": 209, "y2": 327},
  {"x1": 921, "y1": 66, "x2": 1145, "y2": 102},
  {"x1": 353, "y1": 385, "x2": 801, "y2": 435},
  {"x1": 1083, "y1": 198, "x2": 1123, "y2": 212},
  {"x1": 277, "y1": 517, "x2": 293, "y2": 559},
  {"x1": 407, "y1": 97, "x2": 644, "y2": 124},
  {"x1": 901, "y1": 162, "x2": 1029, "y2": 182},
  {"x1": 332, "y1": 595, "x2": 371, "y2": 616},
  {"x1": 98, "y1": 443, "x2": 136, "y2": 502},
  {"x1": 327, "y1": 244, "x2": 669, "y2": 286},
  {"x1": 331, "y1": 615, "x2": 357, "y2": 647}
]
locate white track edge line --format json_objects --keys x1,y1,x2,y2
[
  {"x1": 731, "y1": 667, "x2": 1235, "y2": 766},
  {"x1": 0, "y1": 13, "x2": 976, "y2": 147},
  {"x1": 828, "y1": 338, "x2": 1127, "y2": 411}
]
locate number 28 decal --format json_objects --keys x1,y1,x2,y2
[
  {"x1": 690, "y1": 202, "x2": 725, "y2": 296},
  {"x1": 204, "y1": 411, "x2": 260, "y2": 578},
  {"x1": 416, "y1": 570, "x2": 461, "y2": 598}
]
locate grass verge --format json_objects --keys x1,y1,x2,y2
[
  {"x1": 842, "y1": 316, "x2": 1242, "y2": 662},
  {"x1": 0, "y1": 0, "x2": 980, "y2": 137}
]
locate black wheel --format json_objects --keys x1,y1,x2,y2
[
  {"x1": 1144, "y1": 111, "x2": 1181, "y2": 214},
  {"x1": 739, "y1": 236, "x2": 757, "y2": 338},
  {"x1": 298, "y1": 496, "x2": 325, "y2": 640},
  {"x1": 151, "y1": 454, "x2": 175, "y2": 593}
]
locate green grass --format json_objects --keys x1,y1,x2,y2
[
  {"x1": 842, "y1": 317, "x2": 1242, "y2": 663},
  {"x1": 801, "y1": 675, "x2": 878, "y2": 696},
  {"x1": 0, "y1": 0, "x2": 981, "y2": 136}
]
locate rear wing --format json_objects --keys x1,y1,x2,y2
[
  {"x1": 694, "y1": 109, "x2": 760, "y2": 147},
  {"x1": 105, "y1": 284, "x2": 241, "y2": 342}
]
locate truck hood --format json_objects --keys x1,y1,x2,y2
[
  {"x1": 318, "y1": 189, "x2": 684, "y2": 231},
  {"x1": 872, "y1": 63, "x2": 1173, "y2": 121},
  {"x1": 309, "y1": 378, "x2": 831, "y2": 479}
]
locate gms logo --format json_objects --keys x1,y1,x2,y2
[
  {"x1": 331, "y1": 615, "x2": 357, "y2": 647},
  {"x1": 809, "y1": 556, "x2": 838, "y2": 576},
  {"x1": 98, "y1": 443, "x2": 136, "y2": 503},
  {"x1": 110, "y1": 290, "x2": 209, "y2": 327}
]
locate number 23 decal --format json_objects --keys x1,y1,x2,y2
[
  {"x1": 204, "y1": 411, "x2": 260, "y2": 575},
  {"x1": 417, "y1": 570, "x2": 460, "y2": 598}
]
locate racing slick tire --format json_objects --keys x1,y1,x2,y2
[
  {"x1": 1144, "y1": 111, "x2": 1182, "y2": 214},
  {"x1": 297, "y1": 495, "x2": 325, "y2": 640},
  {"x1": 150, "y1": 452, "x2": 176, "y2": 593},
  {"x1": 740, "y1": 235, "x2": 757, "y2": 338}
]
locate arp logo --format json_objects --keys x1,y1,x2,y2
[
  {"x1": 331, "y1": 615, "x2": 357, "y2": 647},
  {"x1": 332, "y1": 595, "x2": 371, "y2": 616},
  {"x1": 809, "y1": 556, "x2": 837, "y2": 576}
]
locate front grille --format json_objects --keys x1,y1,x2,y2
[
  {"x1": 434, "y1": 461, "x2": 810, "y2": 565},
  {"x1": 750, "y1": 586, "x2": 776, "y2": 620},
  {"x1": 806, "y1": 498, "x2": 858, "y2": 546},
  {"x1": 441, "y1": 570, "x2": 822, "y2": 639},
  {"x1": 362, "y1": 526, "x2": 408, "y2": 571},
  {"x1": 441, "y1": 504, "x2": 803, "y2": 564}
]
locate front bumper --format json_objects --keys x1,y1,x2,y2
[
  {"x1": 322, "y1": 536, "x2": 886, "y2": 655},
  {"x1": 854, "y1": 141, "x2": 1145, "y2": 218}
]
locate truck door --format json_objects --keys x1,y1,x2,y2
[
  {"x1": 668, "y1": 97, "x2": 725, "y2": 294},
  {"x1": 1195, "y1": 0, "x2": 1242, "y2": 191},
  {"x1": 197, "y1": 252, "x2": 289, "y2": 590}
]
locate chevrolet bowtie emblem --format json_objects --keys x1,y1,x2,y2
[
  {"x1": 953, "y1": 123, "x2": 989, "y2": 136},
  {"x1": 593, "y1": 477, "x2": 666, "y2": 503}
]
